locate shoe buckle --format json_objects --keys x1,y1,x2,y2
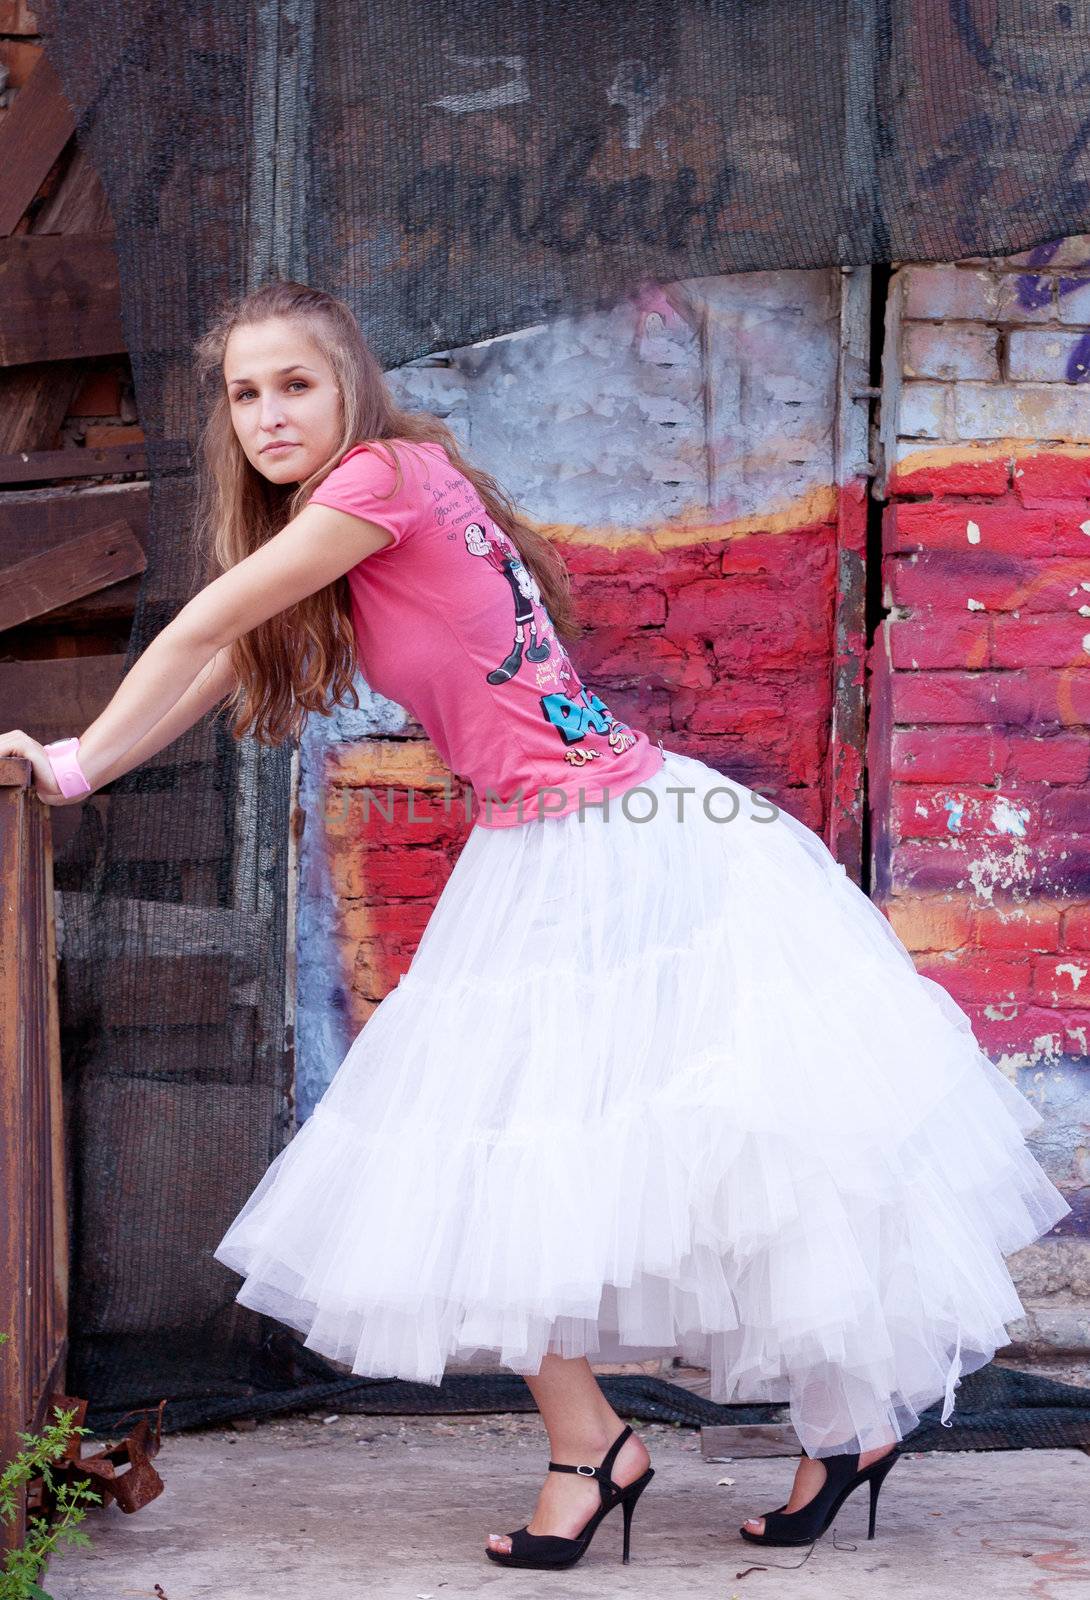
[{"x1": 576, "y1": 1464, "x2": 596, "y2": 1477}]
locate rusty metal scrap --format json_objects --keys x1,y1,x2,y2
[{"x1": 25, "y1": 1394, "x2": 166, "y2": 1520}]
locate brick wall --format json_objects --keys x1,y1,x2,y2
[{"x1": 873, "y1": 243, "x2": 1090, "y2": 1352}]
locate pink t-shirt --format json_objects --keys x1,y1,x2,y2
[{"x1": 308, "y1": 437, "x2": 665, "y2": 828}]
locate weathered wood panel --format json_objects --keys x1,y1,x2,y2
[
  {"x1": 0, "y1": 52, "x2": 75, "y2": 237},
  {"x1": 0, "y1": 445, "x2": 148, "y2": 484},
  {"x1": 0, "y1": 482, "x2": 148, "y2": 565},
  {"x1": 0, "y1": 362, "x2": 84, "y2": 453},
  {"x1": 0, "y1": 236, "x2": 124, "y2": 363},
  {"x1": 0, "y1": 520, "x2": 145, "y2": 630}
]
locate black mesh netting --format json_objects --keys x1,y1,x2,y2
[
  {"x1": 85, "y1": 1360, "x2": 1090, "y2": 1454},
  {"x1": 34, "y1": 0, "x2": 1090, "y2": 1438}
]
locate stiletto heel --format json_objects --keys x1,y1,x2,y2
[
  {"x1": 486, "y1": 1423, "x2": 654, "y2": 1569},
  {"x1": 739, "y1": 1442, "x2": 900, "y2": 1548},
  {"x1": 866, "y1": 1449, "x2": 898, "y2": 1538},
  {"x1": 621, "y1": 1489, "x2": 637, "y2": 1563}
]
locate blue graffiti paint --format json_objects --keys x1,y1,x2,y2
[{"x1": 1012, "y1": 258, "x2": 1090, "y2": 380}]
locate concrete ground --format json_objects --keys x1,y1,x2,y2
[{"x1": 43, "y1": 1408, "x2": 1090, "y2": 1600}]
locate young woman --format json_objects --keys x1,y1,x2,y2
[{"x1": 5, "y1": 281, "x2": 1069, "y2": 1570}]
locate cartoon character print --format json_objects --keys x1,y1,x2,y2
[
  {"x1": 464, "y1": 521, "x2": 552, "y2": 683},
  {"x1": 463, "y1": 519, "x2": 639, "y2": 767}
]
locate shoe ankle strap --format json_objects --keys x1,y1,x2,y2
[{"x1": 547, "y1": 1425, "x2": 633, "y2": 1506}]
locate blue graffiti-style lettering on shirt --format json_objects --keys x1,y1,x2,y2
[{"x1": 540, "y1": 686, "x2": 617, "y2": 745}]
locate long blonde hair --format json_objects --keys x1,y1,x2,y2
[{"x1": 192, "y1": 280, "x2": 579, "y2": 745}]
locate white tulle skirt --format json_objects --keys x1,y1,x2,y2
[{"x1": 212, "y1": 747, "x2": 1070, "y2": 1458}]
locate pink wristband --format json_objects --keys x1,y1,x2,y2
[{"x1": 43, "y1": 736, "x2": 92, "y2": 797}]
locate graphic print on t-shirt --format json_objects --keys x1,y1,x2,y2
[
  {"x1": 464, "y1": 521, "x2": 552, "y2": 682},
  {"x1": 462, "y1": 516, "x2": 640, "y2": 772}
]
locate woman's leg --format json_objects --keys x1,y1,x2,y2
[{"x1": 486, "y1": 1354, "x2": 652, "y2": 1556}]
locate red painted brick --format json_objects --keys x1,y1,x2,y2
[
  {"x1": 888, "y1": 456, "x2": 1009, "y2": 497},
  {"x1": 963, "y1": 1003, "x2": 1090, "y2": 1060},
  {"x1": 888, "y1": 838, "x2": 975, "y2": 892},
  {"x1": 890, "y1": 670, "x2": 1033, "y2": 726},
  {"x1": 721, "y1": 530, "x2": 836, "y2": 581},
  {"x1": 970, "y1": 901, "x2": 1061, "y2": 953},
  {"x1": 577, "y1": 627, "x2": 713, "y2": 689},
  {"x1": 1012, "y1": 450, "x2": 1090, "y2": 504},
  {"x1": 991, "y1": 616, "x2": 1090, "y2": 668},
  {"x1": 365, "y1": 899, "x2": 435, "y2": 946},
  {"x1": 665, "y1": 577, "x2": 742, "y2": 635},
  {"x1": 576, "y1": 578, "x2": 667, "y2": 627},
  {"x1": 886, "y1": 836, "x2": 1079, "y2": 896},
  {"x1": 1032, "y1": 955, "x2": 1090, "y2": 1008},
  {"x1": 684, "y1": 676, "x2": 829, "y2": 739},
  {"x1": 888, "y1": 500, "x2": 1056, "y2": 555},
  {"x1": 337, "y1": 840, "x2": 454, "y2": 899},
  {"x1": 883, "y1": 891, "x2": 976, "y2": 951},
  {"x1": 888, "y1": 551, "x2": 1090, "y2": 614},
  {"x1": 1003, "y1": 734, "x2": 1090, "y2": 783},
  {"x1": 890, "y1": 728, "x2": 1008, "y2": 782},
  {"x1": 672, "y1": 682, "x2": 777, "y2": 734},
  {"x1": 887, "y1": 616, "x2": 991, "y2": 670},
  {"x1": 891, "y1": 782, "x2": 1039, "y2": 841},
  {"x1": 345, "y1": 848, "x2": 450, "y2": 900},
  {"x1": 892, "y1": 667, "x2": 1090, "y2": 730},
  {"x1": 1019, "y1": 667, "x2": 1090, "y2": 729},
  {"x1": 1047, "y1": 513, "x2": 1090, "y2": 556},
  {"x1": 561, "y1": 538, "x2": 714, "y2": 579},
  {"x1": 349, "y1": 789, "x2": 472, "y2": 848},
  {"x1": 709, "y1": 607, "x2": 831, "y2": 670},
  {"x1": 915, "y1": 954, "x2": 1032, "y2": 1005},
  {"x1": 1061, "y1": 903, "x2": 1090, "y2": 949},
  {"x1": 1037, "y1": 785, "x2": 1090, "y2": 832},
  {"x1": 679, "y1": 717, "x2": 825, "y2": 788}
]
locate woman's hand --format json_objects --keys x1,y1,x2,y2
[{"x1": 0, "y1": 729, "x2": 82, "y2": 806}]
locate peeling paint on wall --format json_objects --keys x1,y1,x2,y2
[{"x1": 877, "y1": 250, "x2": 1090, "y2": 1280}]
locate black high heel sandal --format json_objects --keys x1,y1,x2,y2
[
  {"x1": 739, "y1": 1442, "x2": 901, "y2": 1547},
  {"x1": 485, "y1": 1422, "x2": 654, "y2": 1569}
]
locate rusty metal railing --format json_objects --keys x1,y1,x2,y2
[{"x1": 0, "y1": 757, "x2": 69, "y2": 1552}]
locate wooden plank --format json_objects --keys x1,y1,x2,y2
[
  {"x1": 0, "y1": 52, "x2": 75, "y2": 237},
  {"x1": 0, "y1": 361, "x2": 83, "y2": 453},
  {"x1": 2, "y1": 576, "x2": 142, "y2": 630},
  {"x1": 0, "y1": 654, "x2": 127, "y2": 741},
  {"x1": 0, "y1": 236, "x2": 124, "y2": 364},
  {"x1": 0, "y1": 445, "x2": 148, "y2": 484},
  {"x1": 0, "y1": 520, "x2": 146, "y2": 631},
  {"x1": 0, "y1": 3, "x2": 40, "y2": 34},
  {"x1": 700, "y1": 1424, "x2": 801, "y2": 1460},
  {"x1": 0, "y1": 482, "x2": 148, "y2": 567},
  {"x1": 29, "y1": 142, "x2": 113, "y2": 237}
]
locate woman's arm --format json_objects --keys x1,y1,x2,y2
[
  {"x1": 90, "y1": 646, "x2": 237, "y2": 789},
  {"x1": 62, "y1": 499, "x2": 394, "y2": 792}
]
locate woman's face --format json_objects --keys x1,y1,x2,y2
[{"x1": 224, "y1": 318, "x2": 343, "y2": 485}]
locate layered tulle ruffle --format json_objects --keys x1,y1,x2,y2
[{"x1": 212, "y1": 748, "x2": 1070, "y2": 1457}]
